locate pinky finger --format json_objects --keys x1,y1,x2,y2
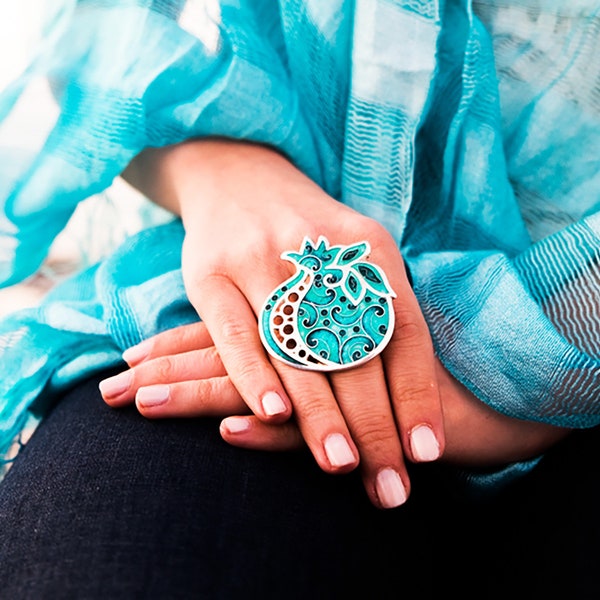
[
  {"x1": 123, "y1": 321, "x2": 213, "y2": 366},
  {"x1": 220, "y1": 416, "x2": 304, "y2": 452}
]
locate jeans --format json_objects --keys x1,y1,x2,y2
[{"x1": 0, "y1": 368, "x2": 598, "y2": 599}]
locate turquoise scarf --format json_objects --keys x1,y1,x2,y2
[{"x1": 1, "y1": 0, "x2": 599, "y2": 488}]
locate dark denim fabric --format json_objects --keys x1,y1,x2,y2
[{"x1": 0, "y1": 369, "x2": 598, "y2": 599}]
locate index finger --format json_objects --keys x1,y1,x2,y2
[{"x1": 188, "y1": 272, "x2": 294, "y2": 422}]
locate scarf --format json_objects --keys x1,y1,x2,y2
[{"x1": 1, "y1": 0, "x2": 599, "y2": 488}]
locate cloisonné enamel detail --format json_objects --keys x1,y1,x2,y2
[{"x1": 259, "y1": 236, "x2": 396, "y2": 371}]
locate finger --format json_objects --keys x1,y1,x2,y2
[
  {"x1": 122, "y1": 322, "x2": 213, "y2": 366},
  {"x1": 136, "y1": 377, "x2": 248, "y2": 418},
  {"x1": 362, "y1": 233, "x2": 444, "y2": 463},
  {"x1": 273, "y1": 363, "x2": 360, "y2": 474},
  {"x1": 225, "y1": 250, "x2": 362, "y2": 475},
  {"x1": 188, "y1": 273, "x2": 292, "y2": 422},
  {"x1": 100, "y1": 346, "x2": 226, "y2": 407},
  {"x1": 251, "y1": 229, "x2": 442, "y2": 466},
  {"x1": 382, "y1": 281, "x2": 444, "y2": 463},
  {"x1": 235, "y1": 234, "x2": 422, "y2": 484},
  {"x1": 220, "y1": 415, "x2": 305, "y2": 451},
  {"x1": 330, "y1": 358, "x2": 410, "y2": 509}
]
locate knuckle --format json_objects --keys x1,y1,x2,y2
[
  {"x1": 350, "y1": 411, "x2": 398, "y2": 448},
  {"x1": 389, "y1": 378, "x2": 437, "y2": 410},
  {"x1": 273, "y1": 214, "x2": 322, "y2": 248},
  {"x1": 348, "y1": 215, "x2": 394, "y2": 248},
  {"x1": 221, "y1": 338, "x2": 270, "y2": 389},
  {"x1": 294, "y1": 395, "x2": 334, "y2": 423},
  {"x1": 168, "y1": 378, "x2": 231, "y2": 417},
  {"x1": 358, "y1": 215, "x2": 387, "y2": 239},
  {"x1": 203, "y1": 345, "x2": 223, "y2": 370},
  {"x1": 180, "y1": 321, "x2": 207, "y2": 343},
  {"x1": 294, "y1": 222, "x2": 324, "y2": 247},
  {"x1": 153, "y1": 356, "x2": 177, "y2": 381},
  {"x1": 391, "y1": 309, "x2": 427, "y2": 345},
  {"x1": 196, "y1": 270, "x2": 232, "y2": 292},
  {"x1": 184, "y1": 271, "x2": 230, "y2": 307},
  {"x1": 233, "y1": 356, "x2": 265, "y2": 385},
  {"x1": 181, "y1": 250, "x2": 213, "y2": 288},
  {"x1": 189, "y1": 378, "x2": 219, "y2": 409},
  {"x1": 218, "y1": 314, "x2": 255, "y2": 346},
  {"x1": 236, "y1": 243, "x2": 271, "y2": 271}
]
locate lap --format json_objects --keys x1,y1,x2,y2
[{"x1": 0, "y1": 368, "x2": 598, "y2": 599}]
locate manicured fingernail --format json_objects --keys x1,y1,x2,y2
[
  {"x1": 99, "y1": 371, "x2": 132, "y2": 398},
  {"x1": 410, "y1": 424, "x2": 440, "y2": 462},
  {"x1": 324, "y1": 433, "x2": 355, "y2": 468},
  {"x1": 221, "y1": 417, "x2": 251, "y2": 434},
  {"x1": 261, "y1": 391, "x2": 287, "y2": 416},
  {"x1": 122, "y1": 339, "x2": 152, "y2": 365},
  {"x1": 137, "y1": 384, "x2": 170, "y2": 407},
  {"x1": 376, "y1": 468, "x2": 407, "y2": 509}
]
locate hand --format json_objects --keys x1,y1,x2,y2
[
  {"x1": 101, "y1": 320, "x2": 570, "y2": 470},
  {"x1": 103, "y1": 139, "x2": 445, "y2": 509},
  {"x1": 436, "y1": 361, "x2": 571, "y2": 468}
]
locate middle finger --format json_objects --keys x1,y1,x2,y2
[{"x1": 330, "y1": 358, "x2": 409, "y2": 509}]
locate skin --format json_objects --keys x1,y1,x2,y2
[{"x1": 100, "y1": 138, "x2": 571, "y2": 509}]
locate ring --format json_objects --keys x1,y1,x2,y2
[{"x1": 259, "y1": 236, "x2": 396, "y2": 371}]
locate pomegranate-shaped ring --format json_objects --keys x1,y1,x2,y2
[{"x1": 259, "y1": 236, "x2": 396, "y2": 371}]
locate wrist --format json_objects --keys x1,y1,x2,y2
[
  {"x1": 122, "y1": 138, "x2": 289, "y2": 218},
  {"x1": 173, "y1": 139, "x2": 293, "y2": 223},
  {"x1": 437, "y1": 359, "x2": 571, "y2": 467}
]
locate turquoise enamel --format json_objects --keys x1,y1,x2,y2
[{"x1": 259, "y1": 236, "x2": 396, "y2": 371}]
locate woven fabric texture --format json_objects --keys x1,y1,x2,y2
[{"x1": 0, "y1": 1, "x2": 599, "y2": 485}]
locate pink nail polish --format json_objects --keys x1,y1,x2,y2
[
  {"x1": 122, "y1": 339, "x2": 152, "y2": 365},
  {"x1": 137, "y1": 385, "x2": 170, "y2": 407},
  {"x1": 376, "y1": 468, "x2": 407, "y2": 509},
  {"x1": 98, "y1": 371, "x2": 132, "y2": 398},
  {"x1": 410, "y1": 425, "x2": 440, "y2": 462},
  {"x1": 261, "y1": 391, "x2": 286, "y2": 416},
  {"x1": 222, "y1": 417, "x2": 251, "y2": 434},
  {"x1": 324, "y1": 433, "x2": 355, "y2": 468}
]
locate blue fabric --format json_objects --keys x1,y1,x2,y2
[{"x1": 1, "y1": 0, "x2": 599, "y2": 485}]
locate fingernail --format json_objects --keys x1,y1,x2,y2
[
  {"x1": 410, "y1": 424, "x2": 440, "y2": 462},
  {"x1": 122, "y1": 339, "x2": 152, "y2": 365},
  {"x1": 324, "y1": 433, "x2": 355, "y2": 468},
  {"x1": 99, "y1": 371, "x2": 132, "y2": 398},
  {"x1": 137, "y1": 384, "x2": 170, "y2": 407},
  {"x1": 221, "y1": 417, "x2": 251, "y2": 434},
  {"x1": 376, "y1": 468, "x2": 407, "y2": 509},
  {"x1": 261, "y1": 391, "x2": 287, "y2": 416}
]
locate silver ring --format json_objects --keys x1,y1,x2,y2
[{"x1": 259, "y1": 236, "x2": 396, "y2": 371}]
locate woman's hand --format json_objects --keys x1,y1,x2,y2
[
  {"x1": 102, "y1": 320, "x2": 571, "y2": 468},
  {"x1": 102, "y1": 139, "x2": 445, "y2": 509}
]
